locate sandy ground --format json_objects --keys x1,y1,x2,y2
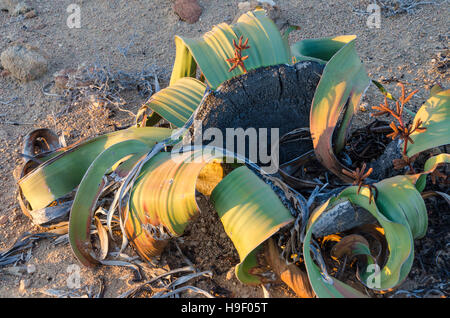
[{"x1": 0, "y1": 0, "x2": 448, "y2": 298}]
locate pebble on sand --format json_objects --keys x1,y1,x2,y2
[
  {"x1": 27, "y1": 264, "x2": 36, "y2": 274},
  {"x1": 173, "y1": 0, "x2": 202, "y2": 24},
  {"x1": 0, "y1": 215, "x2": 8, "y2": 225},
  {"x1": 24, "y1": 9, "x2": 37, "y2": 19}
]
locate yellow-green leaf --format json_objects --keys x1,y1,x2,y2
[
  {"x1": 211, "y1": 166, "x2": 294, "y2": 284},
  {"x1": 19, "y1": 127, "x2": 173, "y2": 211},
  {"x1": 407, "y1": 89, "x2": 450, "y2": 157},
  {"x1": 303, "y1": 176, "x2": 427, "y2": 297},
  {"x1": 170, "y1": 10, "x2": 290, "y2": 89},
  {"x1": 69, "y1": 140, "x2": 151, "y2": 266},
  {"x1": 144, "y1": 77, "x2": 207, "y2": 128},
  {"x1": 127, "y1": 149, "x2": 237, "y2": 259},
  {"x1": 308, "y1": 36, "x2": 370, "y2": 182}
]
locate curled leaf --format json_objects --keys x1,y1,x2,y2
[
  {"x1": 265, "y1": 238, "x2": 315, "y2": 298},
  {"x1": 308, "y1": 36, "x2": 371, "y2": 182},
  {"x1": 303, "y1": 175, "x2": 427, "y2": 297}
]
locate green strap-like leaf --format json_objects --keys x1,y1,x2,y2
[
  {"x1": 374, "y1": 176, "x2": 427, "y2": 240},
  {"x1": 308, "y1": 36, "x2": 371, "y2": 182},
  {"x1": 129, "y1": 151, "x2": 222, "y2": 236},
  {"x1": 211, "y1": 166, "x2": 294, "y2": 284},
  {"x1": 372, "y1": 80, "x2": 395, "y2": 101},
  {"x1": 170, "y1": 37, "x2": 198, "y2": 85},
  {"x1": 69, "y1": 140, "x2": 151, "y2": 266},
  {"x1": 144, "y1": 77, "x2": 206, "y2": 128},
  {"x1": 282, "y1": 25, "x2": 300, "y2": 54},
  {"x1": 303, "y1": 175, "x2": 427, "y2": 297},
  {"x1": 233, "y1": 10, "x2": 290, "y2": 71},
  {"x1": 407, "y1": 89, "x2": 450, "y2": 157},
  {"x1": 291, "y1": 35, "x2": 357, "y2": 64},
  {"x1": 170, "y1": 10, "x2": 290, "y2": 89},
  {"x1": 19, "y1": 127, "x2": 173, "y2": 211}
]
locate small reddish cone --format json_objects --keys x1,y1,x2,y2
[{"x1": 173, "y1": 0, "x2": 202, "y2": 24}]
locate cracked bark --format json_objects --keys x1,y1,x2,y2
[
  {"x1": 186, "y1": 61, "x2": 325, "y2": 165},
  {"x1": 312, "y1": 201, "x2": 376, "y2": 237}
]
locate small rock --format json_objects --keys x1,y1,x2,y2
[
  {"x1": 234, "y1": 1, "x2": 286, "y2": 29},
  {"x1": 26, "y1": 264, "x2": 36, "y2": 274},
  {"x1": 1, "y1": 44, "x2": 48, "y2": 82},
  {"x1": 238, "y1": 1, "x2": 252, "y2": 11},
  {"x1": 173, "y1": 0, "x2": 202, "y2": 24},
  {"x1": 24, "y1": 9, "x2": 36, "y2": 19},
  {"x1": 0, "y1": 214, "x2": 8, "y2": 225}
]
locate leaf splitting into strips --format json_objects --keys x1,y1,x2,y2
[
  {"x1": 170, "y1": 9, "x2": 290, "y2": 89},
  {"x1": 143, "y1": 77, "x2": 207, "y2": 128},
  {"x1": 69, "y1": 139, "x2": 151, "y2": 266},
  {"x1": 113, "y1": 85, "x2": 214, "y2": 258},
  {"x1": 265, "y1": 237, "x2": 315, "y2": 298},
  {"x1": 19, "y1": 127, "x2": 173, "y2": 212},
  {"x1": 126, "y1": 149, "x2": 236, "y2": 260},
  {"x1": 124, "y1": 143, "x2": 296, "y2": 284}
]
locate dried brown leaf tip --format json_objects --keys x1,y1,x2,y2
[
  {"x1": 226, "y1": 36, "x2": 250, "y2": 73},
  {"x1": 342, "y1": 163, "x2": 378, "y2": 204}
]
